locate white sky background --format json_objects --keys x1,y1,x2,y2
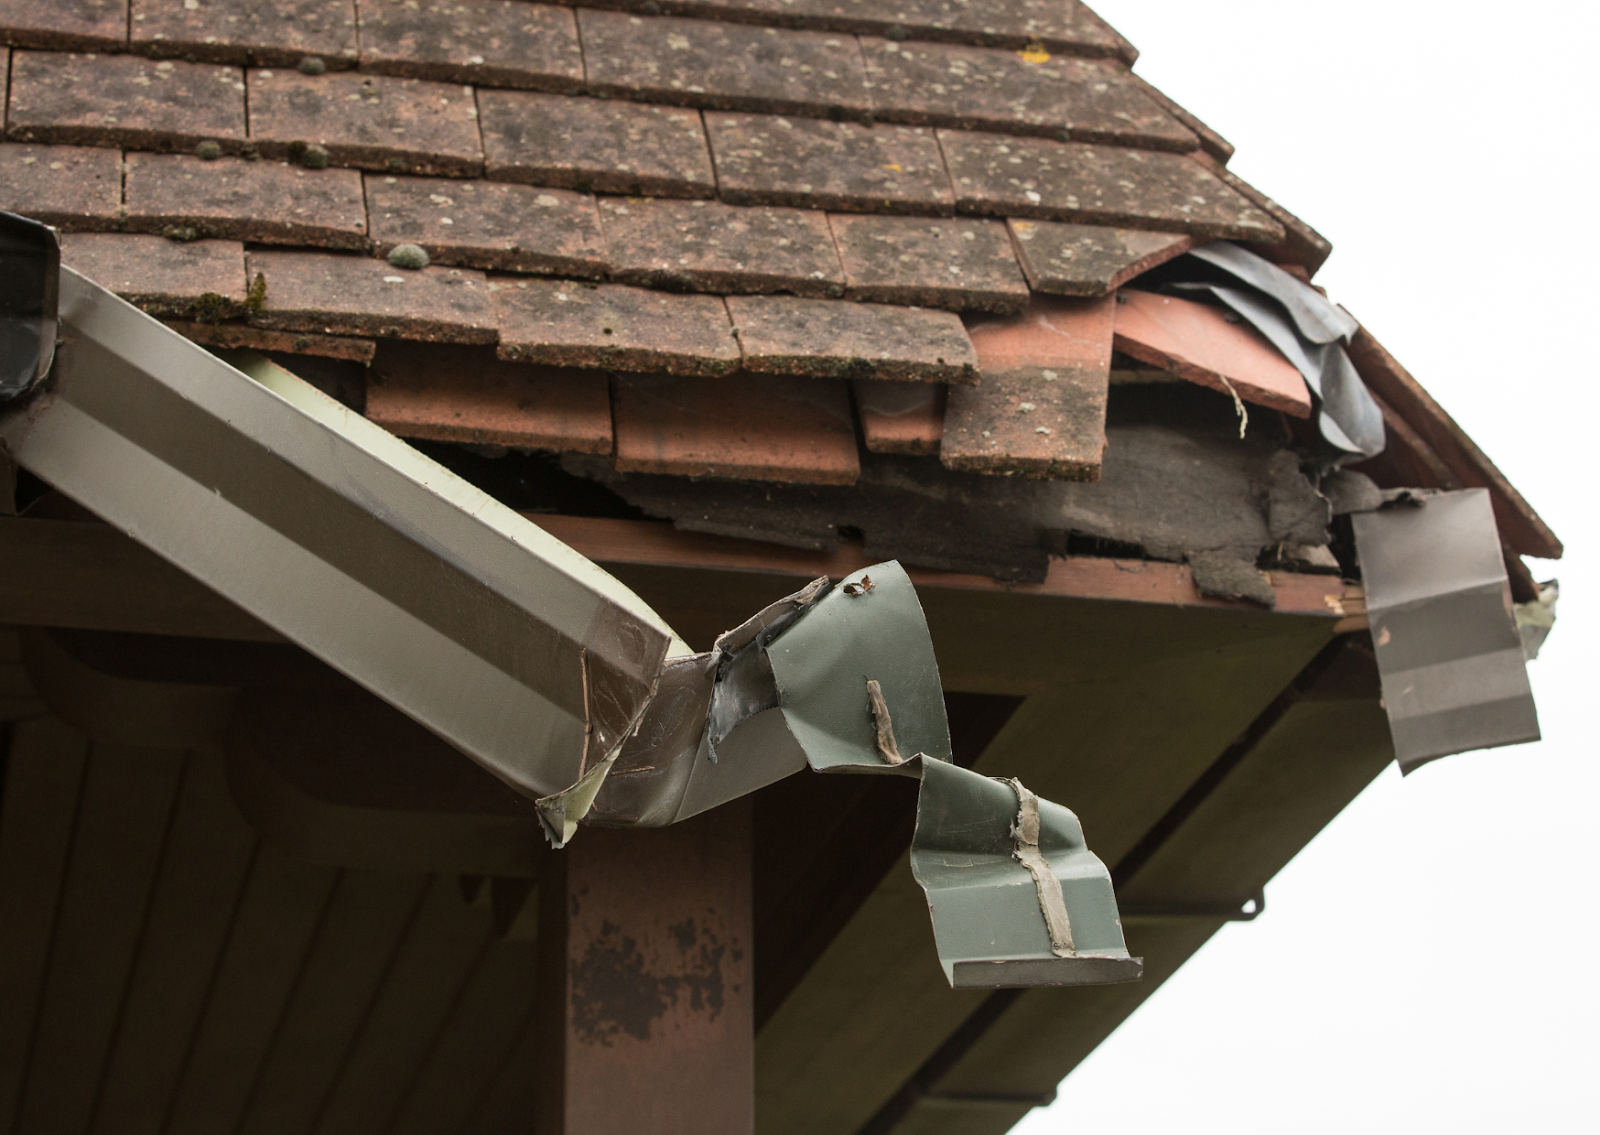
[{"x1": 1015, "y1": 2, "x2": 1598, "y2": 1132}]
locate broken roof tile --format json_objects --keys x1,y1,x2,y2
[
  {"x1": 247, "y1": 249, "x2": 498, "y2": 342},
  {"x1": 366, "y1": 342, "x2": 612, "y2": 453},
  {"x1": 862, "y1": 39, "x2": 1192, "y2": 150},
  {"x1": 1007, "y1": 219, "x2": 1193, "y2": 296},
  {"x1": 706, "y1": 113, "x2": 952, "y2": 215},
  {"x1": 494, "y1": 279, "x2": 739, "y2": 376},
  {"x1": 939, "y1": 130, "x2": 1284, "y2": 242},
  {"x1": 123, "y1": 153, "x2": 369, "y2": 248},
  {"x1": 1112, "y1": 289, "x2": 1312, "y2": 417},
  {"x1": 246, "y1": 69, "x2": 483, "y2": 176},
  {"x1": 129, "y1": 0, "x2": 358, "y2": 67},
  {"x1": 599, "y1": 198, "x2": 843, "y2": 297},
  {"x1": 726, "y1": 294, "x2": 978, "y2": 382},
  {"x1": 853, "y1": 378, "x2": 945, "y2": 455},
  {"x1": 357, "y1": 0, "x2": 583, "y2": 90},
  {"x1": 0, "y1": 142, "x2": 123, "y2": 230},
  {"x1": 942, "y1": 294, "x2": 1114, "y2": 478},
  {"x1": 365, "y1": 175, "x2": 608, "y2": 277},
  {"x1": 578, "y1": 9, "x2": 872, "y2": 119},
  {"x1": 0, "y1": 0, "x2": 127, "y2": 51},
  {"x1": 478, "y1": 91, "x2": 715, "y2": 198},
  {"x1": 6, "y1": 51, "x2": 248, "y2": 151},
  {"x1": 613, "y1": 371, "x2": 859, "y2": 484},
  {"x1": 829, "y1": 214, "x2": 1028, "y2": 314},
  {"x1": 165, "y1": 320, "x2": 377, "y2": 362},
  {"x1": 60, "y1": 233, "x2": 248, "y2": 317}
]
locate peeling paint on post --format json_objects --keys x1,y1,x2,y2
[{"x1": 537, "y1": 799, "x2": 753, "y2": 1135}]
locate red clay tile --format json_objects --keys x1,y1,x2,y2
[
  {"x1": 0, "y1": 0, "x2": 127, "y2": 51},
  {"x1": 1112, "y1": 289, "x2": 1312, "y2": 418},
  {"x1": 60, "y1": 233, "x2": 249, "y2": 317},
  {"x1": 598, "y1": 198, "x2": 842, "y2": 297},
  {"x1": 853, "y1": 378, "x2": 945, "y2": 455},
  {"x1": 579, "y1": 9, "x2": 872, "y2": 119},
  {"x1": 828, "y1": 214, "x2": 1028, "y2": 314},
  {"x1": 165, "y1": 320, "x2": 377, "y2": 361},
  {"x1": 478, "y1": 91, "x2": 714, "y2": 198},
  {"x1": 123, "y1": 153, "x2": 368, "y2": 247},
  {"x1": 862, "y1": 39, "x2": 1191, "y2": 150},
  {"x1": 726, "y1": 294, "x2": 977, "y2": 382},
  {"x1": 366, "y1": 174, "x2": 607, "y2": 276},
  {"x1": 247, "y1": 249, "x2": 497, "y2": 342},
  {"x1": 939, "y1": 130, "x2": 1284, "y2": 243},
  {"x1": 705, "y1": 113, "x2": 951, "y2": 215},
  {"x1": 1197, "y1": 153, "x2": 1333, "y2": 276},
  {"x1": 366, "y1": 342, "x2": 612, "y2": 453},
  {"x1": 246, "y1": 68, "x2": 482, "y2": 176},
  {"x1": 613, "y1": 371, "x2": 859, "y2": 485},
  {"x1": 942, "y1": 295, "x2": 1114, "y2": 478},
  {"x1": 0, "y1": 142, "x2": 123, "y2": 229},
  {"x1": 6, "y1": 51, "x2": 248, "y2": 151},
  {"x1": 1007, "y1": 219, "x2": 1193, "y2": 297},
  {"x1": 1132, "y1": 73, "x2": 1232, "y2": 164},
  {"x1": 358, "y1": 0, "x2": 582, "y2": 90},
  {"x1": 130, "y1": 0, "x2": 357, "y2": 67},
  {"x1": 494, "y1": 279, "x2": 739, "y2": 376}
]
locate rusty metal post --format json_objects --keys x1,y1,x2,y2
[{"x1": 535, "y1": 799, "x2": 753, "y2": 1135}]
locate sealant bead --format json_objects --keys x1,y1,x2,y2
[
  {"x1": 298, "y1": 56, "x2": 328, "y2": 76},
  {"x1": 387, "y1": 244, "x2": 431, "y2": 270},
  {"x1": 195, "y1": 140, "x2": 223, "y2": 161}
]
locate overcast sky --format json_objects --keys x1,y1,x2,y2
[{"x1": 1016, "y1": 3, "x2": 1597, "y2": 1131}]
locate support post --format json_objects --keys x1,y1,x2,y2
[{"x1": 536, "y1": 799, "x2": 753, "y2": 1135}]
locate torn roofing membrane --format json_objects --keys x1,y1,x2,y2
[{"x1": 0, "y1": 226, "x2": 1137, "y2": 989}]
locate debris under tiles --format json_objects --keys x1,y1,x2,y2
[
  {"x1": 706, "y1": 113, "x2": 954, "y2": 215},
  {"x1": 0, "y1": 142, "x2": 122, "y2": 230},
  {"x1": 1008, "y1": 220, "x2": 1194, "y2": 296},
  {"x1": 365, "y1": 342, "x2": 613, "y2": 454},
  {"x1": 59, "y1": 233, "x2": 248, "y2": 318},
  {"x1": 829, "y1": 214, "x2": 1030, "y2": 314},
  {"x1": 494, "y1": 279, "x2": 741, "y2": 375},
  {"x1": 611, "y1": 372, "x2": 860, "y2": 485},
  {"x1": 599, "y1": 198, "x2": 844, "y2": 297},
  {"x1": 725, "y1": 295, "x2": 978, "y2": 382},
  {"x1": 123, "y1": 154, "x2": 369, "y2": 248},
  {"x1": 129, "y1": 0, "x2": 358, "y2": 67},
  {"x1": 246, "y1": 249, "x2": 498, "y2": 342},
  {"x1": 478, "y1": 92, "x2": 717, "y2": 198},
  {"x1": 246, "y1": 69, "x2": 484, "y2": 176},
  {"x1": 854, "y1": 379, "x2": 946, "y2": 455},
  {"x1": 365, "y1": 175, "x2": 609, "y2": 276},
  {"x1": 6, "y1": 51, "x2": 248, "y2": 152},
  {"x1": 356, "y1": 0, "x2": 584, "y2": 90}
]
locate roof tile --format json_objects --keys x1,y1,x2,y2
[
  {"x1": 706, "y1": 113, "x2": 952, "y2": 215},
  {"x1": 1007, "y1": 219, "x2": 1193, "y2": 296},
  {"x1": 357, "y1": 0, "x2": 583, "y2": 90},
  {"x1": 478, "y1": 91, "x2": 715, "y2": 198},
  {"x1": 60, "y1": 232, "x2": 249, "y2": 317},
  {"x1": 726, "y1": 294, "x2": 977, "y2": 382},
  {"x1": 1112, "y1": 289, "x2": 1312, "y2": 417},
  {"x1": 853, "y1": 378, "x2": 945, "y2": 455},
  {"x1": 0, "y1": 142, "x2": 123, "y2": 229},
  {"x1": 613, "y1": 371, "x2": 859, "y2": 485},
  {"x1": 494, "y1": 279, "x2": 739, "y2": 375},
  {"x1": 365, "y1": 174, "x2": 608, "y2": 277},
  {"x1": 939, "y1": 130, "x2": 1284, "y2": 241},
  {"x1": 6, "y1": 51, "x2": 247, "y2": 151},
  {"x1": 247, "y1": 249, "x2": 498, "y2": 342},
  {"x1": 246, "y1": 69, "x2": 483, "y2": 175},
  {"x1": 578, "y1": 9, "x2": 872, "y2": 119},
  {"x1": 366, "y1": 342, "x2": 612, "y2": 453},
  {"x1": 829, "y1": 213, "x2": 1028, "y2": 313},
  {"x1": 165, "y1": 320, "x2": 377, "y2": 362},
  {"x1": 0, "y1": 0, "x2": 127, "y2": 51},
  {"x1": 129, "y1": 0, "x2": 357, "y2": 67},
  {"x1": 1196, "y1": 153, "x2": 1333, "y2": 275},
  {"x1": 123, "y1": 153, "x2": 369, "y2": 247},
  {"x1": 862, "y1": 39, "x2": 1191, "y2": 150},
  {"x1": 599, "y1": 198, "x2": 843, "y2": 297}
]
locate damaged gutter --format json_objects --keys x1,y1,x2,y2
[{"x1": 0, "y1": 212, "x2": 1137, "y2": 990}]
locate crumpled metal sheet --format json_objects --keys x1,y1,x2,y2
[
  {"x1": 0, "y1": 212, "x2": 59, "y2": 399},
  {"x1": 1350, "y1": 489, "x2": 1540, "y2": 773}
]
